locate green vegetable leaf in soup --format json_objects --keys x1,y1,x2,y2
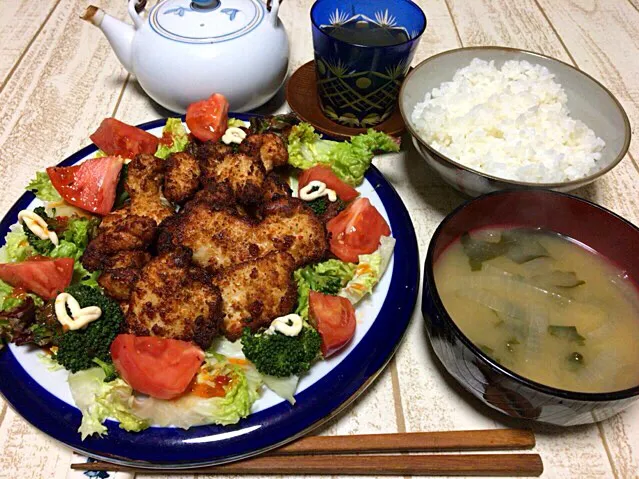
[
  {"x1": 460, "y1": 232, "x2": 508, "y2": 271},
  {"x1": 501, "y1": 230, "x2": 549, "y2": 264},
  {"x1": 548, "y1": 325, "x2": 585, "y2": 345}
]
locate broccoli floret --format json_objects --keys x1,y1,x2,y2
[
  {"x1": 241, "y1": 326, "x2": 322, "y2": 377},
  {"x1": 306, "y1": 197, "x2": 328, "y2": 216},
  {"x1": 23, "y1": 225, "x2": 54, "y2": 254},
  {"x1": 23, "y1": 207, "x2": 58, "y2": 255},
  {"x1": 55, "y1": 285, "x2": 124, "y2": 373},
  {"x1": 92, "y1": 357, "x2": 118, "y2": 382}
]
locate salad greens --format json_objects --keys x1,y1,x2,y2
[
  {"x1": 69, "y1": 352, "x2": 262, "y2": 438},
  {"x1": 69, "y1": 367, "x2": 150, "y2": 439},
  {"x1": 287, "y1": 123, "x2": 399, "y2": 186},
  {"x1": 227, "y1": 118, "x2": 248, "y2": 128},
  {"x1": 26, "y1": 172, "x2": 62, "y2": 202},
  {"x1": 155, "y1": 118, "x2": 189, "y2": 159},
  {"x1": 294, "y1": 259, "x2": 356, "y2": 320},
  {"x1": 339, "y1": 236, "x2": 395, "y2": 305}
]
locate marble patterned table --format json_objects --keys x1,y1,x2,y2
[{"x1": 0, "y1": 0, "x2": 638, "y2": 477}]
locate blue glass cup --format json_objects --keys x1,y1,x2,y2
[{"x1": 310, "y1": 0, "x2": 426, "y2": 127}]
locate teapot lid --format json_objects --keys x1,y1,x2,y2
[{"x1": 150, "y1": 0, "x2": 266, "y2": 44}]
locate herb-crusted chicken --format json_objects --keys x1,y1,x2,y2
[{"x1": 125, "y1": 247, "x2": 223, "y2": 349}]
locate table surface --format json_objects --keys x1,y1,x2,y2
[{"x1": 1, "y1": 0, "x2": 638, "y2": 478}]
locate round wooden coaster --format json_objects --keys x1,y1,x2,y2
[{"x1": 285, "y1": 61, "x2": 406, "y2": 141}]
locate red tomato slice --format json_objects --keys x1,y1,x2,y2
[
  {"x1": 326, "y1": 197, "x2": 391, "y2": 263},
  {"x1": 0, "y1": 257, "x2": 74, "y2": 300},
  {"x1": 111, "y1": 334, "x2": 205, "y2": 400},
  {"x1": 47, "y1": 156, "x2": 124, "y2": 215},
  {"x1": 186, "y1": 93, "x2": 229, "y2": 142},
  {"x1": 90, "y1": 118, "x2": 159, "y2": 158},
  {"x1": 298, "y1": 165, "x2": 359, "y2": 202},
  {"x1": 309, "y1": 291, "x2": 356, "y2": 358}
]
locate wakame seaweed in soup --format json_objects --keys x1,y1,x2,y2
[{"x1": 434, "y1": 227, "x2": 639, "y2": 393}]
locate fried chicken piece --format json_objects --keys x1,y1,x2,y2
[
  {"x1": 214, "y1": 251, "x2": 297, "y2": 341},
  {"x1": 163, "y1": 152, "x2": 200, "y2": 204},
  {"x1": 81, "y1": 213, "x2": 157, "y2": 271},
  {"x1": 262, "y1": 172, "x2": 292, "y2": 203},
  {"x1": 98, "y1": 269, "x2": 142, "y2": 301},
  {"x1": 187, "y1": 141, "x2": 232, "y2": 163},
  {"x1": 157, "y1": 197, "x2": 327, "y2": 273},
  {"x1": 201, "y1": 152, "x2": 266, "y2": 205},
  {"x1": 240, "y1": 133, "x2": 288, "y2": 172},
  {"x1": 81, "y1": 154, "x2": 173, "y2": 272},
  {"x1": 125, "y1": 154, "x2": 174, "y2": 224},
  {"x1": 125, "y1": 247, "x2": 222, "y2": 349},
  {"x1": 97, "y1": 251, "x2": 152, "y2": 301}
]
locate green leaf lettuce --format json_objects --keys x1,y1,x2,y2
[{"x1": 287, "y1": 123, "x2": 400, "y2": 185}]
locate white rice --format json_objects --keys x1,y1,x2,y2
[{"x1": 411, "y1": 58, "x2": 606, "y2": 183}]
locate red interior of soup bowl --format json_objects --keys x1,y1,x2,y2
[{"x1": 431, "y1": 190, "x2": 639, "y2": 287}]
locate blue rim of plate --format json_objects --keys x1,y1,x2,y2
[{"x1": 0, "y1": 113, "x2": 419, "y2": 468}]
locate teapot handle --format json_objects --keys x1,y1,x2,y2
[
  {"x1": 266, "y1": 0, "x2": 282, "y2": 26},
  {"x1": 127, "y1": 0, "x2": 146, "y2": 28}
]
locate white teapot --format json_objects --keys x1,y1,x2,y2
[{"x1": 83, "y1": 0, "x2": 289, "y2": 113}]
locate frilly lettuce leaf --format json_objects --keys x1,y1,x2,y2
[
  {"x1": 287, "y1": 123, "x2": 400, "y2": 185},
  {"x1": 0, "y1": 226, "x2": 34, "y2": 263},
  {"x1": 228, "y1": 118, "x2": 249, "y2": 128},
  {"x1": 339, "y1": 236, "x2": 395, "y2": 305},
  {"x1": 294, "y1": 259, "x2": 356, "y2": 320},
  {"x1": 26, "y1": 171, "x2": 61, "y2": 202},
  {"x1": 155, "y1": 118, "x2": 189, "y2": 159},
  {"x1": 68, "y1": 367, "x2": 149, "y2": 440},
  {"x1": 68, "y1": 353, "x2": 262, "y2": 439}
]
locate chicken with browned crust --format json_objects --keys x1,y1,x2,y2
[
  {"x1": 125, "y1": 247, "x2": 223, "y2": 349},
  {"x1": 214, "y1": 251, "x2": 297, "y2": 341},
  {"x1": 200, "y1": 152, "x2": 266, "y2": 205},
  {"x1": 81, "y1": 154, "x2": 174, "y2": 301},
  {"x1": 157, "y1": 196, "x2": 327, "y2": 274},
  {"x1": 240, "y1": 133, "x2": 288, "y2": 172},
  {"x1": 96, "y1": 251, "x2": 152, "y2": 301},
  {"x1": 163, "y1": 152, "x2": 200, "y2": 204}
]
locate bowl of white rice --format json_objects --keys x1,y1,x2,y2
[{"x1": 399, "y1": 47, "x2": 631, "y2": 196}]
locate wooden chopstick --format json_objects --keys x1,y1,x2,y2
[
  {"x1": 272, "y1": 429, "x2": 535, "y2": 455},
  {"x1": 72, "y1": 429, "x2": 541, "y2": 476},
  {"x1": 72, "y1": 453, "x2": 543, "y2": 476}
]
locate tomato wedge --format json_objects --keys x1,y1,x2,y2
[
  {"x1": 0, "y1": 257, "x2": 74, "y2": 300},
  {"x1": 90, "y1": 118, "x2": 159, "y2": 158},
  {"x1": 309, "y1": 291, "x2": 356, "y2": 358},
  {"x1": 111, "y1": 334, "x2": 205, "y2": 400},
  {"x1": 326, "y1": 197, "x2": 391, "y2": 263},
  {"x1": 47, "y1": 156, "x2": 124, "y2": 215},
  {"x1": 186, "y1": 93, "x2": 229, "y2": 142},
  {"x1": 298, "y1": 165, "x2": 359, "y2": 202}
]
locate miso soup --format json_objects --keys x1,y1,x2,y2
[{"x1": 434, "y1": 227, "x2": 639, "y2": 393}]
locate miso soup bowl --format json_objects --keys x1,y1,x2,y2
[{"x1": 423, "y1": 189, "x2": 639, "y2": 426}]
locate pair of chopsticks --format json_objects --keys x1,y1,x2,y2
[{"x1": 71, "y1": 429, "x2": 543, "y2": 476}]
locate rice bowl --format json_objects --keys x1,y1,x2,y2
[
  {"x1": 399, "y1": 47, "x2": 631, "y2": 196},
  {"x1": 411, "y1": 58, "x2": 605, "y2": 183}
]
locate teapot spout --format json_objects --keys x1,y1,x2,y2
[{"x1": 81, "y1": 5, "x2": 135, "y2": 74}]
